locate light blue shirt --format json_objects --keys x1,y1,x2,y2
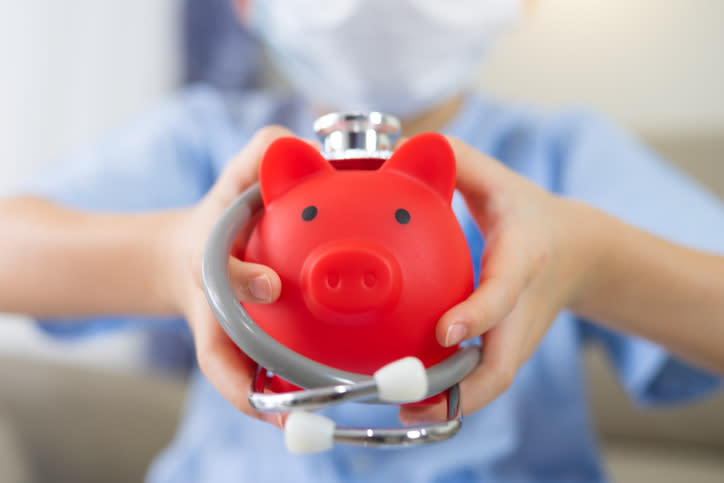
[{"x1": 23, "y1": 86, "x2": 723, "y2": 482}]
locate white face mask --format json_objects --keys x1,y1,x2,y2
[{"x1": 249, "y1": 0, "x2": 521, "y2": 119}]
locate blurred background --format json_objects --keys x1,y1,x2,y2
[{"x1": 0, "y1": 0, "x2": 722, "y2": 482}]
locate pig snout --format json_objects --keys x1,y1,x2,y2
[{"x1": 302, "y1": 242, "x2": 402, "y2": 318}]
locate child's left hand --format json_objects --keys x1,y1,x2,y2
[
  {"x1": 165, "y1": 126, "x2": 305, "y2": 429},
  {"x1": 399, "y1": 136, "x2": 599, "y2": 425}
]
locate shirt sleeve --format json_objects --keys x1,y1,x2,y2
[
  {"x1": 554, "y1": 111, "x2": 724, "y2": 406},
  {"x1": 10, "y1": 87, "x2": 220, "y2": 337}
]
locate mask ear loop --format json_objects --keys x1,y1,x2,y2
[{"x1": 202, "y1": 184, "x2": 480, "y2": 450}]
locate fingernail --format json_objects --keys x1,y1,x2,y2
[
  {"x1": 248, "y1": 274, "x2": 272, "y2": 302},
  {"x1": 400, "y1": 417, "x2": 419, "y2": 426},
  {"x1": 444, "y1": 323, "x2": 468, "y2": 347},
  {"x1": 401, "y1": 416, "x2": 426, "y2": 426},
  {"x1": 400, "y1": 412, "x2": 433, "y2": 426}
]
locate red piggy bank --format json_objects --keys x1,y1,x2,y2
[{"x1": 242, "y1": 133, "x2": 473, "y2": 380}]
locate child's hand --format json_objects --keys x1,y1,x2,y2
[
  {"x1": 166, "y1": 126, "x2": 298, "y2": 429},
  {"x1": 400, "y1": 136, "x2": 596, "y2": 425}
]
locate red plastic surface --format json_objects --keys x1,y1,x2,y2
[{"x1": 242, "y1": 133, "x2": 474, "y2": 377}]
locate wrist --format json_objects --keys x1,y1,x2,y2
[
  {"x1": 556, "y1": 199, "x2": 612, "y2": 313},
  {"x1": 150, "y1": 209, "x2": 192, "y2": 315}
]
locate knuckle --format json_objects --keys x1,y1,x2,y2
[
  {"x1": 190, "y1": 250, "x2": 204, "y2": 288},
  {"x1": 496, "y1": 279, "x2": 520, "y2": 314},
  {"x1": 195, "y1": 348, "x2": 212, "y2": 376},
  {"x1": 471, "y1": 304, "x2": 492, "y2": 332},
  {"x1": 444, "y1": 135, "x2": 464, "y2": 151},
  {"x1": 529, "y1": 247, "x2": 550, "y2": 276},
  {"x1": 491, "y1": 363, "x2": 516, "y2": 393},
  {"x1": 195, "y1": 348, "x2": 253, "y2": 415},
  {"x1": 254, "y1": 125, "x2": 290, "y2": 145},
  {"x1": 228, "y1": 389, "x2": 252, "y2": 414},
  {"x1": 194, "y1": 337, "x2": 217, "y2": 375}
]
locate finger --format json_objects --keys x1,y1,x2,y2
[
  {"x1": 401, "y1": 303, "x2": 524, "y2": 424},
  {"x1": 303, "y1": 138, "x2": 322, "y2": 151},
  {"x1": 402, "y1": 286, "x2": 561, "y2": 425},
  {"x1": 188, "y1": 293, "x2": 282, "y2": 428},
  {"x1": 437, "y1": 232, "x2": 533, "y2": 347},
  {"x1": 456, "y1": 288, "x2": 564, "y2": 416},
  {"x1": 211, "y1": 125, "x2": 297, "y2": 207},
  {"x1": 457, "y1": 317, "x2": 521, "y2": 412},
  {"x1": 398, "y1": 398, "x2": 448, "y2": 426},
  {"x1": 228, "y1": 258, "x2": 282, "y2": 304},
  {"x1": 514, "y1": 284, "x2": 563, "y2": 363},
  {"x1": 404, "y1": 318, "x2": 520, "y2": 424},
  {"x1": 393, "y1": 136, "x2": 409, "y2": 150},
  {"x1": 446, "y1": 135, "x2": 544, "y2": 240},
  {"x1": 445, "y1": 136, "x2": 509, "y2": 206},
  {"x1": 229, "y1": 209, "x2": 263, "y2": 260}
]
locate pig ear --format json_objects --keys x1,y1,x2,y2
[
  {"x1": 259, "y1": 137, "x2": 334, "y2": 203},
  {"x1": 381, "y1": 133, "x2": 455, "y2": 203}
]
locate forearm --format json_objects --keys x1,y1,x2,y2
[
  {"x1": 568, "y1": 201, "x2": 724, "y2": 372},
  {"x1": 0, "y1": 197, "x2": 184, "y2": 318}
]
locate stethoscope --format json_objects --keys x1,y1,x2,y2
[{"x1": 201, "y1": 112, "x2": 480, "y2": 453}]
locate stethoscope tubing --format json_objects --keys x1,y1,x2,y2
[
  {"x1": 201, "y1": 183, "x2": 480, "y2": 400},
  {"x1": 201, "y1": 184, "x2": 480, "y2": 450}
]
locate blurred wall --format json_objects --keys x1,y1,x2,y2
[
  {"x1": 480, "y1": 0, "x2": 724, "y2": 135},
  {"x1": 0, "y1": 0, "x2": 181, "y2": 369},
  {"x1": 0, "y1": 0, "x2": 181, "y2": 192}
]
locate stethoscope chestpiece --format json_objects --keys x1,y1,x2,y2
[
  {"x1": 202, "y1": 112, "x2": 480, "y2": 454},
  {"x1": 313, "y1": 111, "x2": 401, "y2": 160}
]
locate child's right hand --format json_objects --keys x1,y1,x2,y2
[{"x1": 164, "y1": 126, "x2": 295, "y2": 429}]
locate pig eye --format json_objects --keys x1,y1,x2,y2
[
  {"x1": 302, "y1": 205, "x2": 318, "y2": 221},
  {"x1": 395, "y1": 208, "x2": 410, "y2": 225}
]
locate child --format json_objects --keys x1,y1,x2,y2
[{"x1": 1, "y1": 1, "x2": 723, "y2": 481}]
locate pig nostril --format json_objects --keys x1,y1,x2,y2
[
  {"x1": 326, "y1": 272, "x2": 340, "y2": 290},
  {"x1": 362, "y1": 272, "x2": 376, "y2": 288}
]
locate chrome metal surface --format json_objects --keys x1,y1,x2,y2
[
  {"x1": 250, "y1": 377, "x2": 378, "y2": 412},
  {"x1": 314, "y1": 111, "x2": 401, "y2": 160},
  {"x1": 332, "y1": 384, "x2": 463, "y2": 448}
]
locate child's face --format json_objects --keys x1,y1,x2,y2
[{"x1": 233, "y1": 1, "x2": 528, "y2": 118}]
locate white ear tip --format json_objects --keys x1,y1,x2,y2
[
  {"x1": 374, "y1": 356, "x2": 429, "y2": 403},
  {"x1": 284, "y1": 412, "x2": 336, "y2": 454}
]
